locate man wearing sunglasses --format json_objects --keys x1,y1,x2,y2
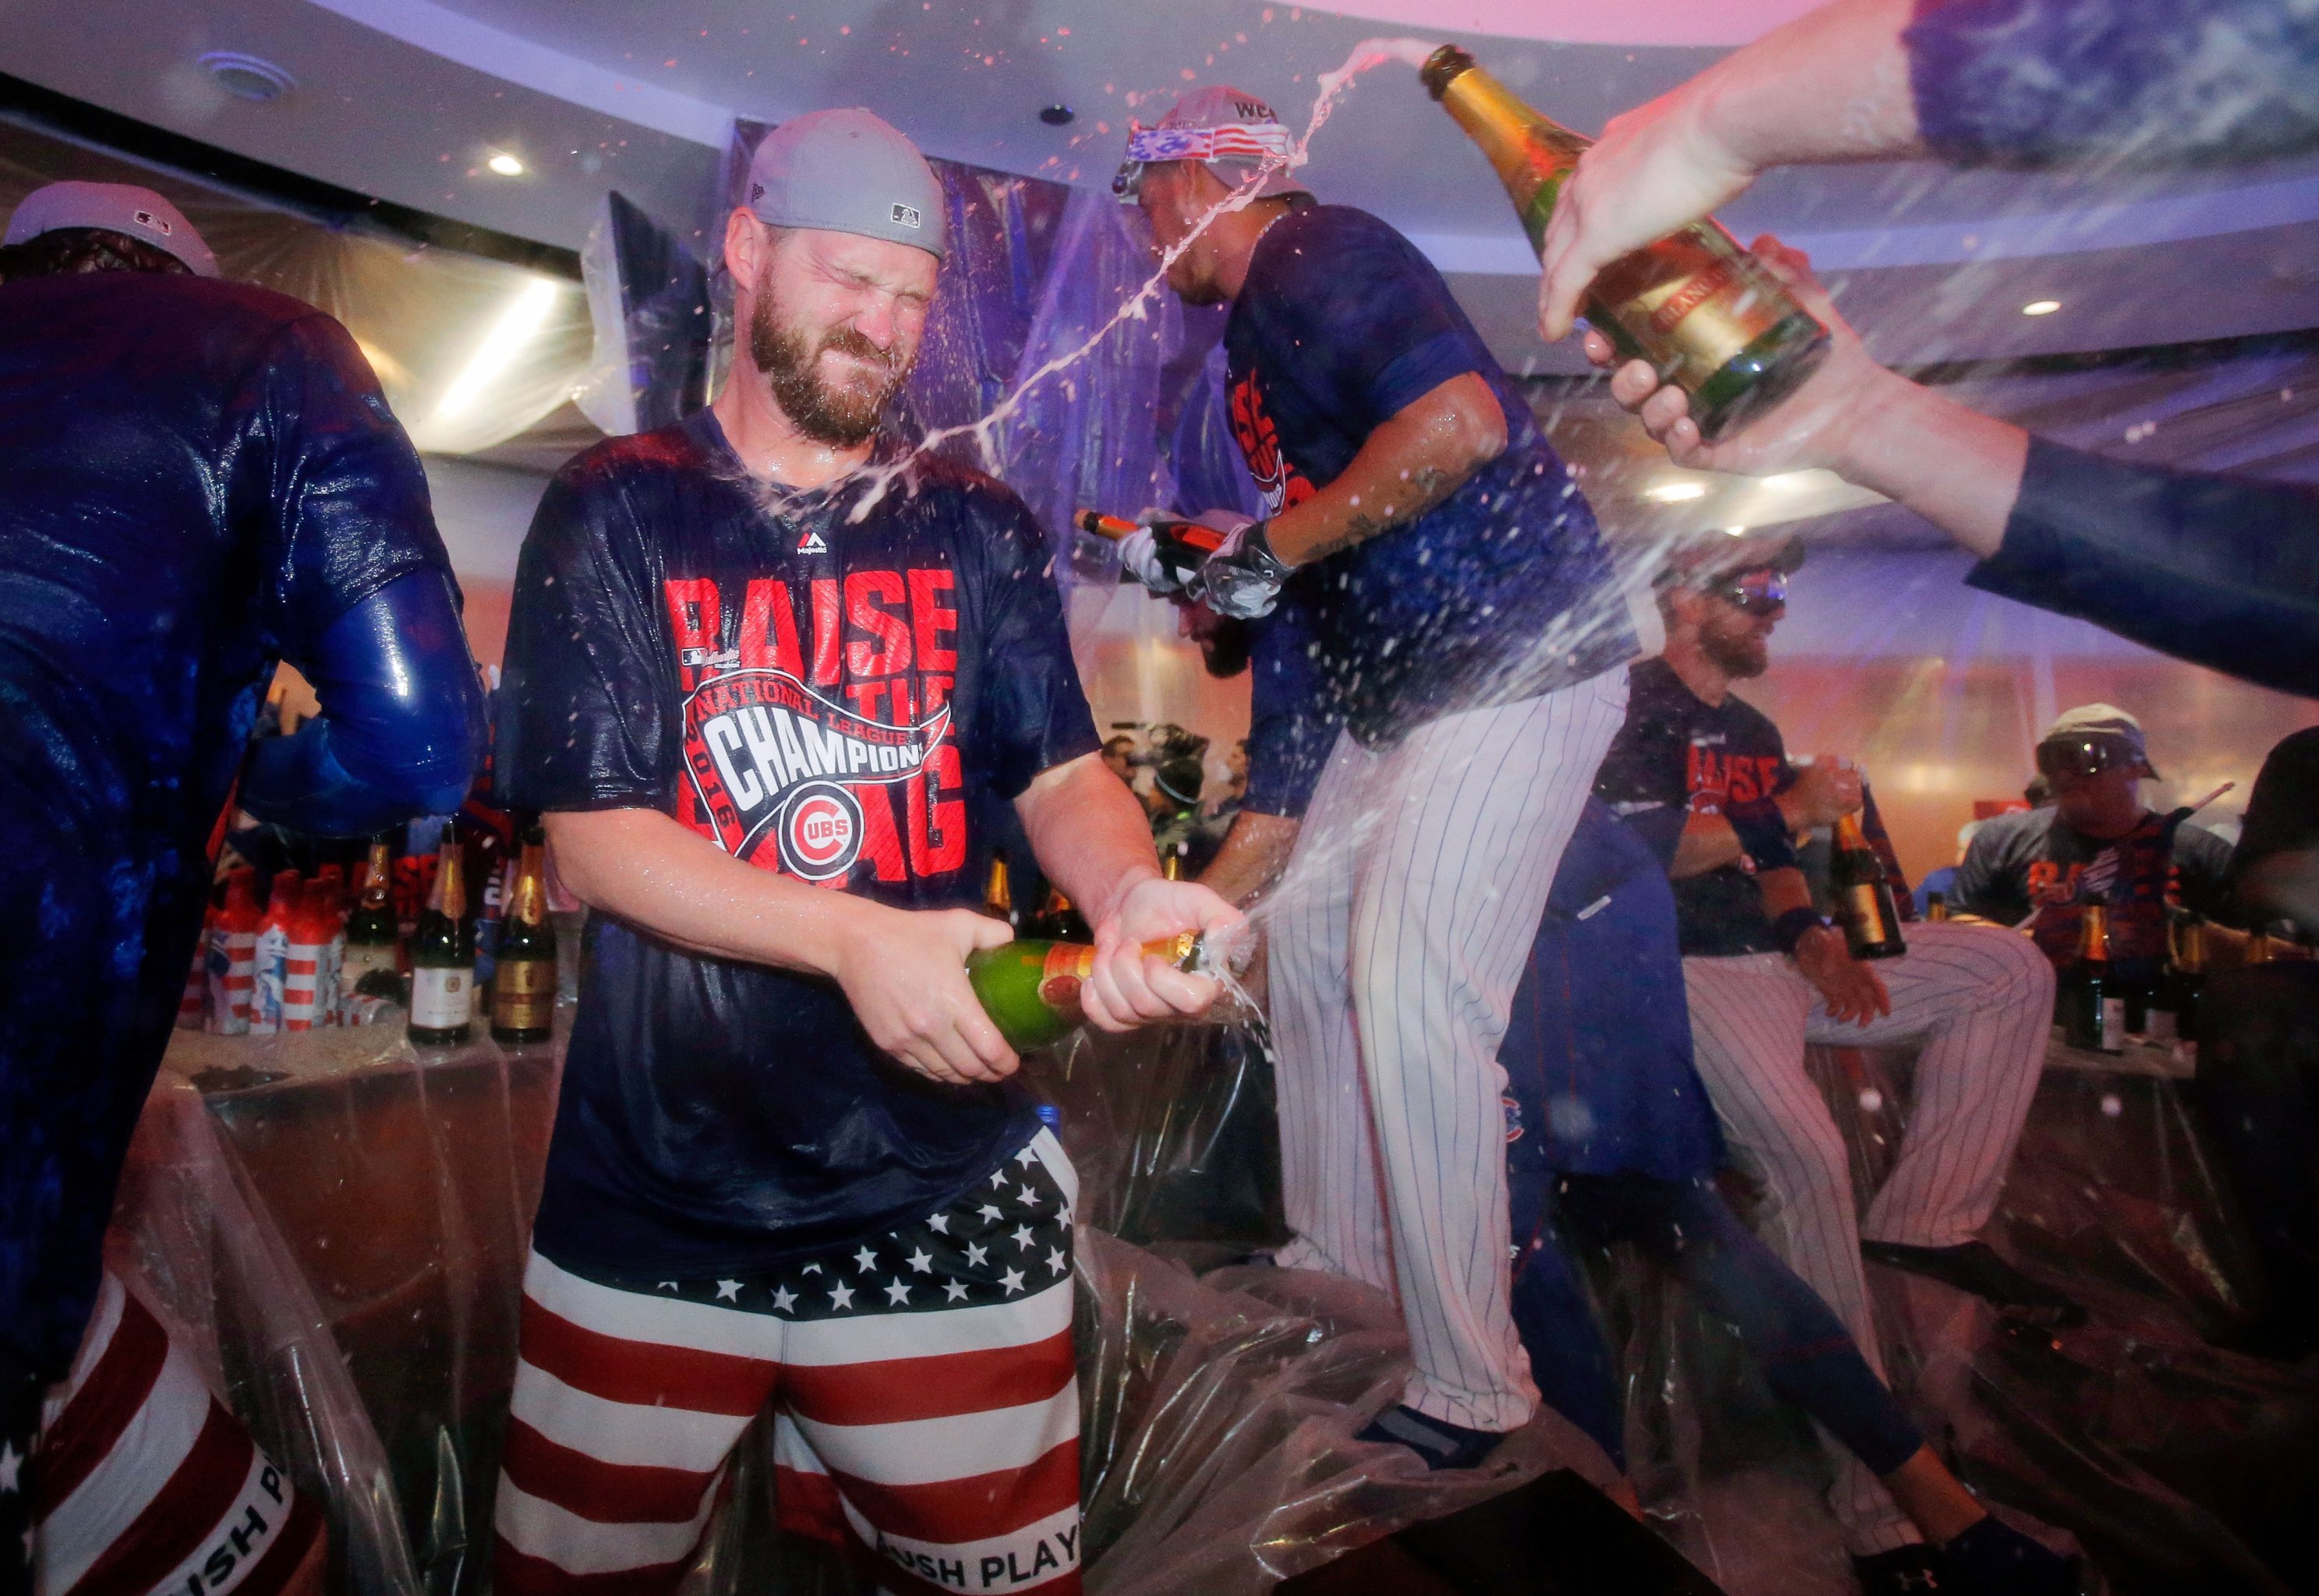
[
  {"x1": 1951, "y1": 707, "x2": 2237, "y2": 983},
  {"x1": 1593, "y1": 534, "x2": 2077, "y2": 1567}
]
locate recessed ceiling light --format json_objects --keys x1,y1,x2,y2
[
  {"x1": 486, "y1": 153, "x2": 526, "y2": 177},
  {"x1": 1644, "y1": 481, "x2": 1706, "y2": 503},
  {"x1": 198, "y1": 51, "x2": 295, "y2": 103},
  {"x1": 2021, "y1": 298, "x2": 2062, "y2": 316},
  {"x1": 1039, "y1": 104, "x2": 1076, "y2": 126},
  {"x1": 1723, "y1": 524, "x2": 1748, "y2": 537}
]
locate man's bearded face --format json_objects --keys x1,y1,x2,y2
[
  {"x1": 748, "y1": 261, "x2": 914, "y2": 447},
  {"x1": 1699, "y1": 596, "x2": 1776, "y2": 679}
]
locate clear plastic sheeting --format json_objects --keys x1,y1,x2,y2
[
  {"x1": 144, "y1": 1024, "x2": 561, "y2": 1596},
  {"x1": 106, "y1": 1074, "x2": 422, "y2": 1596},
  {"x1": 116, "y1": 1012, "x2": 2319, "y2": 1595}
]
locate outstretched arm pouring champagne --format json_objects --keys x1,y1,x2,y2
[{"x1": 1530, "y1": 0, "x2": 2319, "y2": 696}]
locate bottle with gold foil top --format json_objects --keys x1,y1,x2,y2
[
  {"x1": 408, "y1": 837, "x2": 475, "y2": 1048},
  {"x1": 491, "y1": 827, "x2": 558, "y2": 1045},
  {"x1": 967, "y1": 934, "x2": 1202, "y2": 1051},
  {"x1": 1829, "y1": 814, "x2": 1907, "y2": 961},
  {"x1": 2063, "y1": 902, "x2": 2123, "y2": 1054},
  {"x1": 981, "y1": 849, "x2": 1020, "y2": 930},
  {"x1": 1421, "y1": 44, "x2": 1829, "y2": 440}
]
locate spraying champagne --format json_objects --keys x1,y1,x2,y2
[{"x1": 1420, "y1": 44, "x2": 1828, "y2": 440}]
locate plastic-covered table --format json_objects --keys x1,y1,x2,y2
[{"x1": 110, "y1": 1015, "x2": 2317, "y2": 1595}]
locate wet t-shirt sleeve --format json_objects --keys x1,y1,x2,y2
[
  {"x1": 242, "y1": 312, "x2": 454, "y2": 655},
  {"x1": 1254, "y1": 209, "x2": 1493, "y2": 443},
  {"x1": 1907, "y1": 0, "x2": 2319, "y2": 170},
  {"x1": 970, "y1": 494, "x2": 1100, "y2": 800},
  {"x1": 496, "y1": 467, "x2": 675, "y2": 812}
]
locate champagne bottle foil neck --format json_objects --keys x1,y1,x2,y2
[{"x1": 1419, "y1": 44, "x2": 1476, "y2": 101}]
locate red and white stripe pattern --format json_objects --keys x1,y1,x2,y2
[
  {"x1": 34, "y1": 1273, "x2": 321, "y2": 1596},
  {"x1": 203, "y1": 927, "x2": 253, "y2": 1036},
  {"x1": 495, "y1": 1132, "x2": 1082, "y2": 1596},
  {"x1": 178, "y1": 934, "x2": 209, "y2": 1030}
]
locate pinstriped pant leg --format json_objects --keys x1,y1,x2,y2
[
  {"x1": 1266, "y1": 730, "x2": 1393, "y2": 1291},
  {"x1": 1819, "y1": 922, "x2": 2056, "y2": 1248},
  {"x1": 1349, "y1": 670, "x2": 1628, "y2": 1432},
  {"x1": 1682, "y1": 952, "x2": 1921, "y2": 1554}
]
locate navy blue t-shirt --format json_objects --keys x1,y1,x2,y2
[
  {"x1": 1240, "y1": 576, "x2": 1341, "y2": 821},
  {"x1": 1223, "y1": 205, "x2": 1634, "y2": 747},
  {"x1": 1592, "y1": 659, "x2": 1794, "y2": 958},
  {"x1": 496, "y1": 411, "x2": 1099, "y2": 1276},
  {"x1": 0, "y1": 274, "x2": 452, "y2": 1376}
]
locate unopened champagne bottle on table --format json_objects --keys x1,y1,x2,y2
[
  {"x1": 2063, "y1": 902, "x2": 2123, "y2": 1054},
  {"x1": 1829, "y1": 813, "x2": 1907, "y2": 961},
  {"x1": 408, "y1": 836, "x2": 475, "y2": 1047},
  {"x1": 1420, "y1": 44, "x2": 1829, "y2": 440},
  {"x1": 492, "y1": 827, "x2": 557, "y2": 1045},
  {"x1": 981, "y1": 849, "x2": 1020, "y2": 930},
  {"x1": 342, "y1": 837, "x2": 401, "y2": 1010},
  {"x1": 967, "y1": 933, "x2": 1201, "y2": 1051}
]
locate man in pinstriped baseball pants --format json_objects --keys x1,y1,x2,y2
[
  {"x1": 1593, "y1": 536, "x2": 2078, "y2": 1562},
  {"x1": 1123, "y1": 86, "x2": 1644, "y2": 1468}
]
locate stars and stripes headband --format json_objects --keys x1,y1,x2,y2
[{"x1": 1112, "y1": 119, "x2": 1298, "y2": 198}]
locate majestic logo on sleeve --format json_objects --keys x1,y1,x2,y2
[
  {"x1": 684, "y1": 669, "x2": 952, "y2": 880},
  {"x1": 1228, "y1": 371, "x2": 1317, "y2": 518}
]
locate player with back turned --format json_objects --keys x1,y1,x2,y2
[
  {"x1": 1118, "y1": 86, "x2": 1639, "y2": 1469},
  {"x1": 489, "y1": 110, "x2": 1235, "y2": 1594},
  {"x1": 0, "y1": 183, "x2": 483, "y2": 1596}
]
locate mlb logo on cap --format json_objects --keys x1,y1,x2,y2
[
  {"x1": 890, "y1": 203, "x2": 921, "y2": 230},
  {"x1": 2, "y1": 181, "x2": 218, "y2": 277}
]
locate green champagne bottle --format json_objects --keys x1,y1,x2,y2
[
  {"x1": 408, "y1": 836, "x2": 475, "y2": 1047},
  {"x1": 2062, "y1": 902, "x2": 2121, "y2": 1054},
  {"x1": 1420, "y1": 44, "x2": 1829, "y2": 441},
  {"x1": 342, "y1": 837, "x2": 401, "y2": 1008},
  {"x1": 491, "y1": 827, "x2": 558, "y2": 1045},
  {"x1": 1830, "y1": 814, "x2": 1907, "y2": 961},
  {"x1": 967, "y1": 933, "x2": 1200, "y2": 1050}
]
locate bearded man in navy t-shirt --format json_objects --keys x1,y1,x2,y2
[
  {"x1": 490, "y1": 111, "x2": 1237, "y2": 1594},
  {"x1": 1116, "y1": 86, "x2": 1639, "y2": 1469}
]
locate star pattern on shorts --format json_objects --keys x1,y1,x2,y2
[{"x1": 606, "y1": 1139, "x2": 1073, "y2": 1323}]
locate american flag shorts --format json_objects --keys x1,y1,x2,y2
[
  {"x1": 493, "y1": 1128, "x2": 1082, "y2": 1596},
  {"x1": 31, "y1": 1272, "x2": 323, "y2": 1596}
]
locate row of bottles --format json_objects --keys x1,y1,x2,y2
[
  {"x1": 182, "y1": 824, "x2": 557, "y2": 1050},
  {"x1": 409, "y1": 825, "x2": 557, "y2": 1048},
  {"x1": 2061, "y1": 902, "x2": 2210, "y2": 1056}
]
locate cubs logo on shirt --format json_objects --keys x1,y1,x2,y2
[
  {"x1": 682, "y1": 666, "x2": 953, "y2": 880},
  {"x1": 662, "y1": 567, "x2": 968, "y2": 889}
]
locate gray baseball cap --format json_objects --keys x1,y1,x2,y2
[
  {"x1": 2039, "y1": 704, "x2": 2159, "y2": 779},
  {"x1": 745, "y1": 109, "x2": 946, "y2": 262},
  {"x1": 3, "y1": 182, "x2": 218, "y2": 277},
  {"x1": 1114, "y1": 84, "x2": 1310, "y2": 203}
]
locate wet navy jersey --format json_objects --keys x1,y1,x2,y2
[
  {"x1": 497, "y1": 410, "x2": 1098, "y2": 1276},
  {"x1": 1223, "y1": 205, "x2": 1634, "y2": 747},
  {"x1": 1592, "y1": 659, "x2": 1794, "y2": 958},
  {"x1": 0, "y1": 273, "x2": 453, "y2": 1375}
]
